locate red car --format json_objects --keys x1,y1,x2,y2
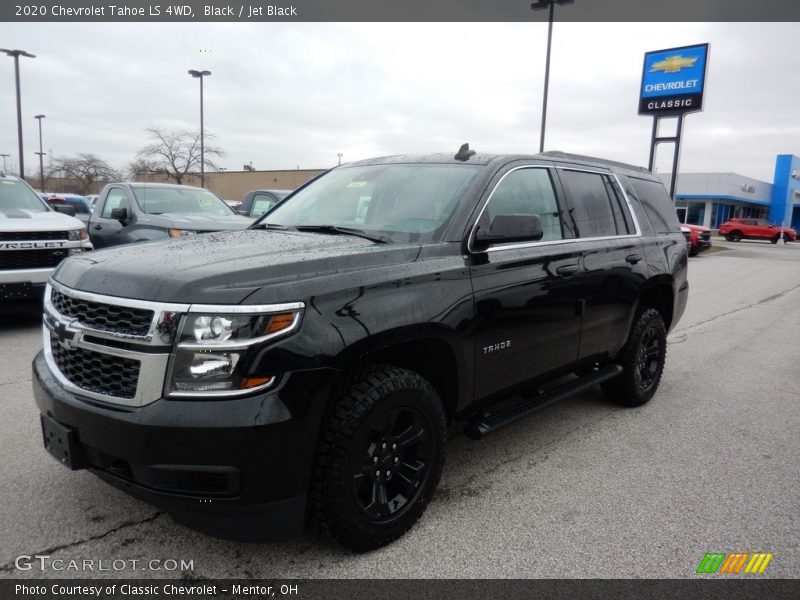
[
  {"x1": 719, "y1": 218, "x2": 796, "y2": 243},
  {"x1": 682, "y1": 223, "x2": 712, "y2": 256}
]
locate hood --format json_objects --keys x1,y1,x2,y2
[
  {"x1": 682, "y1": 224, "x2": 710, "y2": 233},
  {"x1": 158, "y1": 213, "x2": 253, "y2": 231},
  {"x1": 0, "y1": 209, "x2": 85, "y2": 232},
  {"x1": 53, "y1": 229, "x2": 421, "y2": 304}
]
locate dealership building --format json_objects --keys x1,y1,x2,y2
[{"x1": 660, "y1": 154, "x2": 800, "y2": 230}]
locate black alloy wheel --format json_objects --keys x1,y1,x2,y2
[
  {"x1": 312, "y1": 365, "x2": 446, "y2": 552},
  {"x1": 634, "y1": 324, "x2": 664, "y2": 392},
  {"x1": 352, "y1": 406, "x2": 433, "y2": 522},
  {"x1": 601, "y1": 307, "x2": 667, "y2": 407},
  {"x1": 731, "y1": 231, "x2": 743, "y2": 242}
]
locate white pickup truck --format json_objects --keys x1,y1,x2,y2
[{"x1": 1, "y1": 172, "x2": 92, "y2": 300}]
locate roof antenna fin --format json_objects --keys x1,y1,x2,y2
[{"x1": 454, "y1": 143, "x2": 476, "y2": 161}]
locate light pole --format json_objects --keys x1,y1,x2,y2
[
  {"x1": 530, "y1": 1, "x2": 573, "y2": 153},
  {"x1": 34, "y1": 114, "x2": 46, "y2": 191},
  {"x1": 188, "y1": 69, "x2": 211, "y2": 186},
  {"x1": 1, "y1": 48, "x2": 36, "y2": 179},
  {"x1": 0, "y1": 154, "x2": 9, "y2": 172},
  {"x1": 337, "y1": 153, "x2": 343, "y2": 165}
]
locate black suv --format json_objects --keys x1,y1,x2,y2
[
  {"x1": 33, "y1": 148, "x2": 688, "y2": 552},
  {"x1": 89, "y1": 182, "x2": 252, "y2": 248}
]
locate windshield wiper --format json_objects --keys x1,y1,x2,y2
[
  {"x1": 295, "y1": 224, "x2": 387, "y2": 244},
  {"x1": 251, "y1": 222, "x2": 292, "y2": 230}
]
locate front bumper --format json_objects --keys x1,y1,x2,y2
[{"x1": 32, "y1": 351, "x2": 335, "y2": 541}]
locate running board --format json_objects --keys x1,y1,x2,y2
[{"x1": 463, "y1": 364, "x2": 623, "y2": 440}]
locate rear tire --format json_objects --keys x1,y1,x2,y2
[
  {"x1": 312, "y1": 365, "x2": 446, "y2": 552},
  {"x1": 601, "y1": 308, "x2": 667, "y2": 407}
]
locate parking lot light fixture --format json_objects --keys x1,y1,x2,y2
[
  {"x1": 1, "y1": 48, "x2": 36, "y2": 179},
  {"x1": 34, "y1": 114, "x2": 46, "y2": 191},
  {"x1": 530, "y1": 1, "x2": 574, "y2": 153},
  {"x1": 188, "y1": 69, "x2": 211, "y2": 187}
]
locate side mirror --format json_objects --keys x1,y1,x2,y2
[
  {"x1": 110, "y1": 207, "x2": 128, "y2": 222},
  {"x1": 52, "y1": 203, "x2": 76, "y2": 217},
  {"x1": 474, "y1": 214, "x2": 544, "y2": 248}
]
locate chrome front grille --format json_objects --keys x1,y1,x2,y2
[
  {"x1": 51, "y1": 287, "x2": 154, "y2": 336},
  {"x1": 43, "y1": 281, "x2": 190, "y2": 407},
  {"x1": 50, "y1": 336, "x2": 140, "y2": 399}
]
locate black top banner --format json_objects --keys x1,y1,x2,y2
[{"x1": 2, "y1": 0, "x2": 800, "y2": 22}]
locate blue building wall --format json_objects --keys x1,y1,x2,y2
[{"x1": 769, "y1": 154, "x2": 800, "y2": 228}]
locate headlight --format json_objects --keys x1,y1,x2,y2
[
  {"x1": 166, "y1": 308, "x2": 302, "y2": 397},
  {"x1": 169, "y1": 229, "x2": 198, "y2": 237},
  {"x1": 68, "y1": 229, "x2": 87, "y2": 241}
]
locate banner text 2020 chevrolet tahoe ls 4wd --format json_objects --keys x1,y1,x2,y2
[
  {"x1": 32, "y1": 149, "x2": 688, "y2": 552},
  {"x1": 1, "y1": 174, "x2": 91, "y2": 300}
]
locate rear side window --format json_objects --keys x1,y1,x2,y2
[
  {"x1": 628, "y1": 177, "x2": 681, "y2": 233},
  {"x1": 558, "y1": 170, "x2": 618, "y2": 238}
]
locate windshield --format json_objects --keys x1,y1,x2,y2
[
  {"x1": 260, "y1": 164, "x2": 482, "y2": 242},
  {"x1": 0, "y1": 178, "x2": 50, "y2": 213},
  {"x1": 131, "y1": 186, "x2": 235, "y2": 216}
]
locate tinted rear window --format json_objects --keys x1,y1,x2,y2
[
  {"x1": 558, "y1": 169, "x2": 618, "y2": 238},
  {"x1": 628, "y1": 177, "x2": 681, "y2": 234}
]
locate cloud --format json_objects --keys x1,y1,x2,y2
[{"x1": 0, "y1": 22, "x2": 797, "y2": 182}]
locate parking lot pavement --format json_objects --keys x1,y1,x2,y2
[{"x1": 1, "y1": 243, "x2": 798, "y2": 580}]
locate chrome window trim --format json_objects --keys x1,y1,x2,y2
[
  {"x1": 466, "y1": 163, "x2": 557, "y2": 255},
  {"x1": 610, "y1": 172, "x2": 644, "y2": 237},
  {"x1": 466, "y1": 164, "x2": 644, "y2": 255}
]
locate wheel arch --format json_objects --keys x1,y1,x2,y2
[
  {"x1": 332, "y1": 328, "x2": 464, "y2": 424},
  {"x1": 636, "y1": 278, "x2": 675, "y2": 331}
]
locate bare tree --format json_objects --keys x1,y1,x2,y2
[
  {"x1": 49, "y1": 154, "x2": 122, "y2": 194},
  {"x1": 136, "y1": 127, "x2": 224, "y2": 185},
  {"x1": 126, "y1": 157, "x2": 161, "y2": 180}
]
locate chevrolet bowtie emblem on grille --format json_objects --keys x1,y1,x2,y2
[
  {"x1": 650, "y1": 55, "x2": 698, "y2": 73},
  {"x1": 52, "y1": 319, "x2": 79, "y2": 350}
]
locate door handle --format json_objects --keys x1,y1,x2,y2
[
  {"x1": 625, "y1": 254, "x2": 642, "y2": 264},
  {"x1": 93, "y1": 224, "x2": 102, "y2": 230},
  {"x1": 556, "y1": 264, "x2": 580, "y2": 277}
]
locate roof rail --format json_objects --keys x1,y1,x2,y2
[{"x1": 540, "y1": 151, "x2": 650, "y2": 174}]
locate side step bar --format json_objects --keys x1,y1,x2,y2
[{"x1": 463, "y1": 364, "x2": 623, "y2": 440}]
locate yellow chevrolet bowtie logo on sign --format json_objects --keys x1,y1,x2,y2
[{"x1": 650, "y1": 55, "x2": 698, "y2": 73}]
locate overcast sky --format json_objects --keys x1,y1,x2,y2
[{"x1": 0, "y1": 22, "x2": 797, "y2": 182}]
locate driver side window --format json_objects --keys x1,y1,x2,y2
[
  {"x1": 485, "y1": 168, "x2": 563, "y2": 242},
  {"x1": 102, "y1": 189, "x2": 131, "y2": 218}
]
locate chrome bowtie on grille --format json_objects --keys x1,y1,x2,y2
[
  {"x1": 42, "y1": 281, "x2": 189, "y2": 407},
  {"x1": 41, "y1": 281, "x2": 303, "y2": 407}
]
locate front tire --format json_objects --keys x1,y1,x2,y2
[
  {"x1": 601, "y1": 308, "x2": 667, "y2": 407},
  {"x1": 312, "y1": 365, "x2": 446, "y2": 552},
  {"x1": 730, "y1": 231, "x2": 743, "y2": 242}
]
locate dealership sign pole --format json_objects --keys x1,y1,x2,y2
[{"x1": 639, "y1": 43, "x2": 709, "y2": 201}]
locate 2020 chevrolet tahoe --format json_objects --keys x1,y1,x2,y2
[{"x1": 32, "y1": 148, "x2": 688, "y2": 551}]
